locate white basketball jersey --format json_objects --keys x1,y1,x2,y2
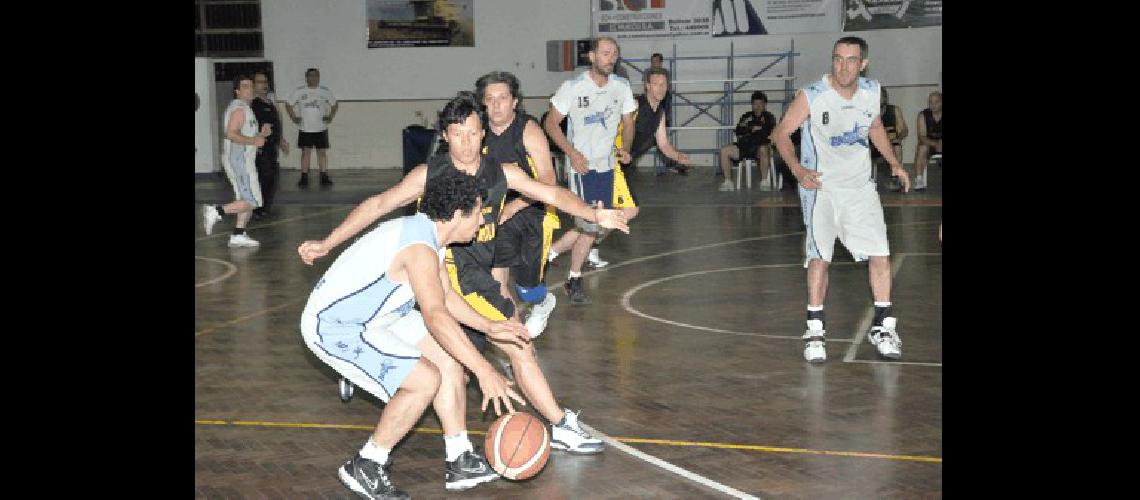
[
  {"x1": 799, "y1": 74, "x2": 880, "y2": 191},
  {"x1": 550, "y1": 71, "x2": 636, "y2": 173},
  {"x1": 222, "y1": 99, "x2": 258, "y2": 170}
]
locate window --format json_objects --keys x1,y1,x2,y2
[{"x1": 195, "y1": 0, "x2": 263, "y2": 58}]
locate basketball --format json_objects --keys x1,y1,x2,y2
[{"x1": 484, "y1": 412, "x2": 551, "y2": 480}]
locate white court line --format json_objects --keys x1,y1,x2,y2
[
  {"x1": 621, "y1": 263, "x2": 857, "y2": 341},
  {"x1": 580, "y1": 423, "x2": 760, "y2": 500},
  {"x1": 194, "y1": 206, "x2": 351, "y2": 242},
  {"x1": 842, "y1": 253, "x2": 942, "y2": 367},
  {"x1": 194, "y1": 256, "x2": 237, "y2": 288},
  {"x1": 581, "y1": 220, "x2": 939, "y2": 278}
]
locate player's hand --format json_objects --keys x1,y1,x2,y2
[
  {"x1": 890, "y1": 164, "x2": 910, "y2": 192},
  {"x1": 594, "y1": 201, "x2": 630, "y2": 234},
  {"x1": 280, "y1": 139, "x2": 290, "y2": 155},
  {"x1": 676, "y1": 152, "x2": 692, "y2": 165},
  {"x1": 476, "y1": 367, "x2": 526, "y2": 416},
  {"x1": 252, "y1": 136, "x2": 267, "y2": 148},
  {"x1": 486, "y1": 319, "x2": 531, "y2": 347},
  {"x1": 616, "y1": 148, "x2": 631, "y2": 164},
  {"x1": 259, "y1": 123, "x2": 273, "y2": 137},
  {"x1": 796, "y1": 168, "x2": 822, "y2": 190},
  {"x1": 297, "y1": 240, "x2": 331, "y2": 265},
  {"x1": 569, "y1": 150, "x2": 589, "y2": 174}
]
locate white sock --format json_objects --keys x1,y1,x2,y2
[
  {"x1": 360, "y1": 438, "x2": 390, "y2": 465},
  {"x1": 568, "y1": 271, "x2": 582, "y2": 279},
  {"x1": 548, "y1": 250, "x2": 558, "y2": 261},
  {"x1": 873, "y1": 301, "x2": 892, "y2": 308},
  {"x1": 443, "y1": 432, "x2": 474, "y2": 462}
]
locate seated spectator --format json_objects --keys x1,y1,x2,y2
[
  {"x1": 718, "y1": 91, "x2": 775, "y2": 191},
  {"x1": 912, "y1": 91, "x2": 942, "y2": 191},
  {"x1": 871, "y1": 87, "x2": 907, "y2": 188}
]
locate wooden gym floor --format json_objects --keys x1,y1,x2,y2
[{"x1": 195, "y1": 164, "x2": 942, "y2": 499}]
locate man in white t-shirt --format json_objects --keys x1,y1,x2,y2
[
  {"x1": 287, "y1": 68, "x2": 338, "y2": 188},
  {"x1": 543, "y1": 36, "x2": 637, "y2": 306},
  {"x1": 773, "y1": 36, "x2": 911, "y2": 364}
]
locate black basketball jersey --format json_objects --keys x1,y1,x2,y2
[
  {"x1": 423, "y1": 153, "x2": 507, "y2": 253},
  {"x1": 629, "y1": 94, "x2": 664, "y2": 158},
  {"x1": 484, "y1": 112, "x2": 544, "y2": 209},
  {"x1": 921, "y1": 108, "x2": 942, "y2": 140}
]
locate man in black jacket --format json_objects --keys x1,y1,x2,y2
[
  {"x1": 718, "y1": 90, "x2": 775, "y2": 191},
  {"x1": 251, "y1": 72, "x2": 289, "y2": 218}
]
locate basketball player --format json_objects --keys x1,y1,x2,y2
[
  {"x1": 299, "y1": 92, "x2": 627, "y2": 456},
  {"x1": 201, "y1": 74, "x2": 272, "y2": 247},
  {"x1": 301, "y1": 168, "x2": 530, "y2": 498},
  {"x1": 772, "y1": 36, "x2": 910, "y2": 363},
  {"x1": 543, "y1": 36, "x2": 638, "y2": 306},
  {"x1": 475, "y1": 71, "x2": 560, "y2": 338}
]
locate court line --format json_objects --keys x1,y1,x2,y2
[
  {"x1": 581, "y1": 220, "x2": 939, "y2": 278},
  {"x1": 194, "y1": 206, "x2": 351, "y2": 242},
  {"x1": 843, "y1": 253, "x2": 942, "y2": 367},
  {"x1": 194, "y1": 419, "x2": 941, "y2": 464},
  {"x1": 579, "y1": 423, "x2": 760, "y2": 499},
  {"x1": 194, "y1": 298, "x2": 304, "y2": 337},
  {"x1": 621, "y1": 263, "x2": 858, "y2": 341},
  {"x1": 194, "y1": 256, "x2": 237, "y2": 288}
]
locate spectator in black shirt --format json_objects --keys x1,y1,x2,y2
[{"x1": 718, "y1": 91, "x2": 775, "y2": 191}]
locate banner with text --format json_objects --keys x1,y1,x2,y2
[
  {"x1": 593, "y1": 0, "x2": 839, "y2": 39},
  {"x1": 843, "y1": 0, "x2": 941, "y2": 30}
]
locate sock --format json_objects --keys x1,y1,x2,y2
[
  {"x1": 873, "y1": 302, "x2": 892, "y2": 326},
  {"x1": 232, "y1": 228, "x2": 245, "y2": 236},
  {"x1": 568, "y1": 271, "x2": 582, "y2": 280},
  {"x1": 360, "y1": 438, "x2": 390, "y2": 465},
  {"x1": 443, "y1": 432, "x2": 473, "y2": 462},
  {"x1": 806, "y1": 305, "x2": 825, "y2": 323},
  {"x1": 548, "y1": 250, "x2": 559, "y2": 261},
  {"x1": 215, "y1": 205, "x2": 225, "y2": 217},
  {"x1": 516, "y1": 283, "x2": 548, "y2": 304}
]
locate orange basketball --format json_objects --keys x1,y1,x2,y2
[{"x1": 484, "y1": 411, "x2": 551, "y2": 480}]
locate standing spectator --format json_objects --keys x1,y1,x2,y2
[
  {"x1": 287, "y1": 68, "x2": 337, "y2": 188},
  {"x1": 251, "y1": 72, "x2": 289, "y2": 218}
]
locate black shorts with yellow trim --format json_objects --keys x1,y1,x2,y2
[
  {"x1": 444, "y1": 243, "x2": 515, "y2": 352},
  {"x1": 492, "y1": 204, "x2": 560, "y2": 287}
]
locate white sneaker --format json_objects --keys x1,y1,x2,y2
[
  {"x1": 914, "y1": 174, "x2": 927, "y2": 191},
  {"x1": 802, "y1": 319, "x2": 826, "y2": 363},
  {"x1": 718, "y1": 179, "x2": 736, "y2": 192},
  {"x1": 551, "y1": 409, "x2": 604, "y2": 454},
  {"x1": 868, "y1": 317, "x2": 902, "y2": 359},
  {"x1": 228, "y1": 233, "x2": 260, "y2": 248},
  {"x1": 524, "y1": 292, "x2": 556, "y2": 338},
  {"x1": 547, "y1": 250, "x2": 559, "y2": 263},
  {"x1": 758, "y1": 180, "x2": 772, "y2": 191},
  {"x1": 587, "y1": 248, "x2": 608, "y2": 268},
  {"x1": 202, "y1": 204, "x2": 222, "y2": 235}
]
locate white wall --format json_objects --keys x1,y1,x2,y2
[
  {"x1": 252, "y1": 0, "x2": 940, "y2": 170},
  {"x1": 195, "y1": 58, "x2": 220, "y2": 173}
]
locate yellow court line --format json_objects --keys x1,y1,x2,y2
[
  {"x1": 194, "y1": 299, "x2": 304, "y2": 337},
  {"x1": 195, "y1": 419, "x2": 940, "y2": 463}
]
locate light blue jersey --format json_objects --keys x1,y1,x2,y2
[{"x1": 300, "y1": 213, "x2": 442, "y2": 401}]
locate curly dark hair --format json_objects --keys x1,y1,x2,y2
[
  {"x1": 419, "y1": 166, "x2": 485, "y2": 222},
  {"x1": 475, "y1": 71, "x2": 525, "y2": 114},
  {"x1": 437, "y1": 90, "x2": 487, "y2": 132}
]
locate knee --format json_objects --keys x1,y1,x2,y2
[
  {"x1": 407, "y1": 359, "x2": 441, "y2": 394},
  {"x1": 434, "y1": 354, "x2": 464, "y2": 382}
]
